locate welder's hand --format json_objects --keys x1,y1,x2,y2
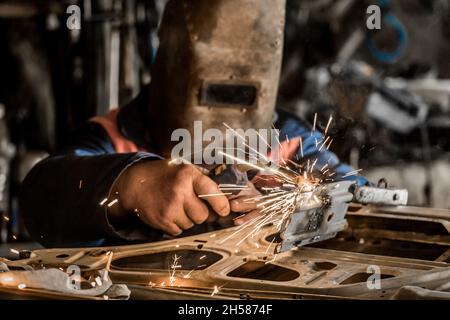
[
  {"x1": 108, "y1": 160, "x2": 230, "y2": 236},
  {"x1": 229, "y1": 182, "x2": 262, "y2": 226}
]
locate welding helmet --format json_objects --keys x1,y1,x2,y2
[{"x1": 148, "y1": 0, "x2": 286, "y2": 156}]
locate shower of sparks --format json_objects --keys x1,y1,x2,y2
[
  {"x1": 169, "y1": 254, "x2": 182, "y2": 286},
  {"x1": 210, "y1": 117, "x2": 364, "y2": 252},
  {"x1": 167, "y1": 119, "x2": 363, "y2": 257},
  {"x1": 214, "y1": 153, "x2": 325, "y2": 249}
]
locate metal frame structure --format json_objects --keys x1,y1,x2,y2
[{"x1": 1, "y1": 203, "x2": 449, "y2": 300}]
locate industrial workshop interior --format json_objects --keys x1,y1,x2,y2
[{"x1": 0, "y1": 0, "x2": 450, "y2": 310}]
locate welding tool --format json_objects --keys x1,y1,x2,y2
[
  {"x1": 276, "y1": 180, "x2": 408, "y2": 253},
  {"x1": 208, "y1": 164, "x2": 409, "y2": 254},
  {"x1": 276, "y1": 181, "x2": 354, "y2": 253}
]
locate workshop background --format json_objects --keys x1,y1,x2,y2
[{"x1": 0, "y1": 0, "x2": 449, "y2": 254}]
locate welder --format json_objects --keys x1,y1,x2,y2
[{"x1": 19, "y1": 0, "x2": 367, "y2": 248}]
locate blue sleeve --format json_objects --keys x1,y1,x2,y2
[
  {"x1": 276, "y1": 109, "x2": 368, "y2": 187},
  {"x1": 19, "y1": 122, "x2": 164, "y2": 248}
]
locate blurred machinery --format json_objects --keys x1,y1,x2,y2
[{"x1": 278, "y1": 0, "x2": 450, "y2": 208}]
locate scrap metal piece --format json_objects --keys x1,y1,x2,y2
[
  {"x1": 276, "y1": 181, "x2": 354, "y2": 253},
  {"x1": 0, "y1": 267, "x2": 129, "y2": 299}
]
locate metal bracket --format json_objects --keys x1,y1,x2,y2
[{"x1": 276, "y1": 181, "x2": 354, "y2": 253}]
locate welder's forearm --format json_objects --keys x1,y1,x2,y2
[{"x1": 19, "y1": 152, "x2": 159, "y2": 247}]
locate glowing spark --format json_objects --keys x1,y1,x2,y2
[
  {"x1": 218, "y1": 184, "x2": 249, "y2": 190},
  {"x1": 107, "y1": 199, "x2": 119, "y2": 207},
  {"x1": 342, "y1": 169, "x2": 363, "y2": 178},
  {"x1": 265, "y1": 238, "x2": 275, "y2": 255},
  {"x1": 79, "y1": 180, "x2": 83, "y2": 190},
  {"x1": 223, "y1": 122, "x2": 270, "y2": 163},
  {"x1": 99, "y1": 198, "x2": 108, "y2": 206},
  {"x1": 211, "y1": 285, "x2": 219, "y2": 296},
  {"x1": 10, "y1": 249, "x2": 19, "y2": 255},
  {"x1": 312, "y1": 113, "x2": 317, "y2": 134},
  {"x1": 183, "y1": 269, "x2": 194, "y2": 279},
  {"x1": 12, "y1": 235, "x2": 17, "y2": 240},
  {"x1": 324, "y1": 115, "x2": 333, "y2": 136},
  {"x1": 2, "y1": 216, "x2": 9, "y2": 221},
  {"x1": 310, "y1": 158, "x2": 318, "y2": 173},
  {"x1": 327, "y1": 138, "x2": 334, "y2": 150},
  {"x1": 218, "y1": 151, "x2": 264, "y2": 172},
  {"x1": 18, "y1": 283, "x2": 26, "y2": 290},
  {"x1": 265, "y1": 254, "x2": 278, "y2": 264},
  {"x1": 299, "y1": 137, "x2": 304, "y2": 158},
  {"x1": 233, "y1": 214, "x2": 246, "y2": 221},
  {"x1": 198, "y1": 193, "x2": 232, "y2": 198},
  {"x1": 103, "y1": 251, "x2": 113, "y2": 281},
  {"x1": 318, "y1": 136, "x2": 330, "y2": 152},
  {"x1": 169, "y1": 254, "x2": 182, "y2": 286}
]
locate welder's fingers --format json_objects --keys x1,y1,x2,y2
[
  {"x1": 160, "y1": 221, "x2": 183, "y2": 236},
  {"x1": 173, "y1": 211, "x2": 195, "y2": 230},
  {"x1": 193, "y1": 174, "x2": 230, "y2": 217},
  {"x1": 230, "y1": 198, "x2": 259, "y2": 213},
  {"x1": 184, "y1": 196, "x2": 210, "y2": 224},
  {"x1": 236, "y1": 182, "x2": 260, "y2": 197},
  {"x1": 230, "y1": 182, "x2": 261, "y2": 212},
  {"x1": 234, "y1": 210, "x2": 262, "y2": 226}
]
